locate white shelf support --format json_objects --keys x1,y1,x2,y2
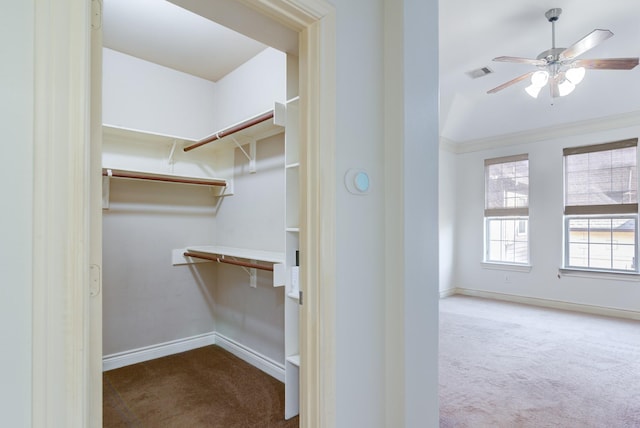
[
  {"x1": 231, "y1": 136, "x2": 257, "y2": 173},
  {"x1": 249, "y1": 140, "x2": 257, "y2": 173},
  {"x1": 249, "y1": 264, "x2": 257, "y2": 288},
  {"x1": 221, "y1": 255, "x2": 258, "y2": 287},
  {"x1": 167, "y1": 139, "x2": 179, "y2": 168}
]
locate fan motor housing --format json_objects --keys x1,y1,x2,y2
[{"x1": 537, "y1": 47, "x2": 565, "y2": 63}]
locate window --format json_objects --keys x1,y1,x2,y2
[
  {"x1": 563, "y1": 139, "x2": 638, "y2": 273},
  {"x1": 484, "y1": 154, "x2": 529, "y2": 264}
]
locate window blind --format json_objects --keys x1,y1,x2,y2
[
  {"x1": 485, "y1": 154, "x2": 529, "y2": 217},
  {"x1": 563, "y1": 139, "x2": 638, "y2": 215}
]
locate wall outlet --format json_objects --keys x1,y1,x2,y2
[{"x1": 504, "y1": 274, "x2": 511, "y2": 283}]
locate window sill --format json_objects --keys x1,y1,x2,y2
[
  {"x1": 481, "y1": 262, "x2": 532, "y2": 273},
  {"x1": 558, "y1": 268, "x2": 640, "y2": 282}
]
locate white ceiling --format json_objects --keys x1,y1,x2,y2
[
  {"x1": 440, "y1": 0, "x2": 640, "y2": 145},
  {"x1": 103, "y1": 0, "x2": 268, "y2": 82},
  {"x1": 103, "y1": 0, "x2": 640, "y2": 146}
]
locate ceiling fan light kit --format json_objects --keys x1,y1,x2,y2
[
  {"x1": 487, "y1": 8, "x2": 639, "y2": 99},
  {"x1": 525, "y1": 70, "x2": 549, "y2": 98}
]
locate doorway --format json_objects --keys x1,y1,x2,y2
[{"x1": 91, "y1": 0, "x2": 335, "y2": 426}]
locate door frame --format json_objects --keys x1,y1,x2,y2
[
  {"x1": 246, "y1": 2, "x2": 337, "y2": 425},
  {"x1": 31, "y1": 0, "x2": 336, "y2": 426}
]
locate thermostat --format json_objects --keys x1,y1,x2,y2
[{"x1": 345, "y1": 169, "x2": 370, "y2": 195}]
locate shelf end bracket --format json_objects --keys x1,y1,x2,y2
[
  {"x1": 102, "y1": 169, "x2": 112, "y2": 210},
  {"x1": 231, "y1": 136, "x2": 257, "y2": 173}
]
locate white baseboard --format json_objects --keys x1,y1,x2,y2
[
  {"x1": 439, "y1": 288, "x2": 456, "y2": 298},
  {"x1": 102, "y1": 331, "x2": 286, "y2": 383},
  {"x1": 214, "y1": 333, "x2": 285, "y2": 383},
  {"x1": 103, "y1": 332, "x2": 216, "y2": 371},
  {"x1": 450, "y1": 287, "x2": 640, "y2": 321}
]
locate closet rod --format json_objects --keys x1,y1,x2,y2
[
  {"x1": 102, "y1": 169, "x2": 227, "y2": 187},
  {"x1": 183, "y1": 111, "x2": 274, "y2": 152},
  {"x1": 183, "y1": 251, "x2": 275, "y2": 272}
]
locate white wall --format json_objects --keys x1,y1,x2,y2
[
  {"x1": 331, "y1": 0, "x2": 440, "y2": 425},
  {"x1": 399, "y1": 1, "x2": 440, "y2": 425},
  {"x1": 213, "y1": 135, "x2": 286, "y2": 363},
  {"x1": 334, "y1": 1, "x2": 386, "y2": 425},
  {"x1": 214, "y1": 135, "x2": 285, "y2": 252},
  {"x1": 0, "y1": 1, "x2": 33, "y2": 425},
  {"x1": 454, "y1": 124, "x2": 640, "y2": 313},
  {"x1": 101, "y1": 124, "x2": 286, "y2": 365},
  {"x1": 440, "y1": 146, "x2": 457, "y2": 295},
  {"x1": 102, "y1": 48, "x2": 218, "y2": 140},
  {"x1": 102, "y1": 133, "x2": 287, "y2": 367},
  {"x1": 102, "y1": 180, "x2": 219, "y2": 355},
  {"x1": 102, "y1": 47, "x2": 286, "y2": 140},
  {"x1": 214, "y1": 48, "x2": 287, "y2": 128}
]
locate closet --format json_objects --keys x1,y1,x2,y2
[{"x1": 100, "y1": 4, "x2": 301, "y2": 420}]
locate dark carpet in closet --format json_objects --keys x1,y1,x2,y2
[{"x1": 103, "y1": 345, "x2": 299, "y2": 427}]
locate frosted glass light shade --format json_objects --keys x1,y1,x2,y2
[
  {"x1": 531, "y1": 70, "x2": 549, "y2": 87},
  {"x1": 558, "y1": 79, "x2": 576, "y2": 96},
  {"x1": 566, "y1": 67, "x2": 585, "y2": 85},
  {"x1": 525, "y1": 84, "x2": 543, "y2": 98}
]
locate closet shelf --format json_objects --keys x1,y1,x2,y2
[
  {"x1": 102, "y1": 168, "x2": 227, "y2": 187},
  {"x1": 183, "y1": 252, "x2": 275, "y2": 271},
  {"x1": 185, "y1": 246, "x2": 285, "y2": 264},
  {"x1": 184, "y1": 104, "x2": 286, "y2": 153},
  {"x1": 183, "y1": 246, "x2": 286, "y2": 287},
  {"x1": 286, "y1": 354, "x2": 300, "y2": 367}
]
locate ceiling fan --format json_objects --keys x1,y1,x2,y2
[{"x1": 487, "y1": 8, "x2": 639, "y2": 98}]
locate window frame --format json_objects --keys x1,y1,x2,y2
[
  {"x1": 563, "y1": 214, "x2": 638, "y2": 273},
  {"x1": 484, "y1": 216, "x2": 531, "y2": 265},
  {"x1": 562, "y1": 138, "x2": 639, "y2": 274},
  {"x1": 483, "y1": 153, "x2": 530, "y2": 265}
]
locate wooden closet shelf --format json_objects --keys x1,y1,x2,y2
[{"x1": 102, "y1": 168, "x2": 227, "y2": 187}]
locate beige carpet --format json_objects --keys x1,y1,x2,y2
[
  {"x1": 439, "y1": 295, "x2": 640, "y2": 427},
  {"x1": 104, "y1": 345, "x2": 299, "y2": 427}
]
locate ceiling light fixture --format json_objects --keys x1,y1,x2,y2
[
  {"x1": 487, "y1": 8, "x2": 639, "y2": 99},
  {"x1": 524, "y1": 70, "x2": 549, "y2": 98},
  {"x1": 557, "y1": 76, "x2": 576, "y2": 97},
  {"x1": 525, "y1": 66, "x2": 585, "y2": 98},
  {"x1": 565, "y1": 66, "x2": 585, "y2": 85}
]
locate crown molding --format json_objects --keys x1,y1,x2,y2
[
  {"x1": 445, "y1": 110, "x2": 640, "y2": 154},
  {"x1": 439, "y1": 136, "x2": 458, "y2": 153}
]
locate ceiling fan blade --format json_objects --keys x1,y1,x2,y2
[
  {"x1": 573, "y1": 58, "x2": 639, "y2": 70},
  {"x1": 487, "y1": 71, "x2": 535, "y2": 94},
  {"x1": 560, "y1": 29, "x2": 614, "y2": 60},
  {"x1": 493, "y1": 56, "x2": 546, "y2": 66}
]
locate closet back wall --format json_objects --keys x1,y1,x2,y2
[
  {"x1": 103, "y1": 47, "x2": 286, "y2": 140},
  {"x1": 101, "y1": 42, "x2": 287, "y2": 365},
  {"x1": 102, "y1": 181, "x2": 218, "y2": 356},
  {"x1": 213, "y1": 134, "x2": 286, "y2": 364}
]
